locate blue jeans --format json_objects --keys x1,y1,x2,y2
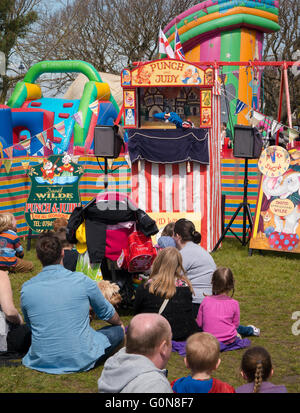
[
  {"x1": 94, "y1": 325, "x2": 124, "y2": 366},
  {"x1": 237, "y1": 325, "x2": 254, "y2": 336}
]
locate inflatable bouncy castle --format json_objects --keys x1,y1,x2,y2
[{"x1": 162, "y1": 0, "x2": 280, "y2": 126}]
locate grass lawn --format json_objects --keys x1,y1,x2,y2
[{"x1": 1, "y1": 237, "x2": 299, "y2": 393}]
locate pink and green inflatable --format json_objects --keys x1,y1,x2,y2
[{"x1": 162, "y1": 0, "x2": 280, "y2": 127}]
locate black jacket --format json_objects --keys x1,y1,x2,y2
[{"x1": 66, "y1": 199, "x2": 158, "y2": 263}]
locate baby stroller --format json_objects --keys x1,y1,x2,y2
[{"x1": 66, "y1": 192, "x2": 158, "y2": 308}]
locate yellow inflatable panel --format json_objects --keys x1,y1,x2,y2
[{"x1": 25, "y1": 82, "x2": 42, "y2": 101}]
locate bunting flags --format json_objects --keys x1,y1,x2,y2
[
  {"x1": 271, "y1": 120, "x2": 282, "y2": 136},
  {"x1": 234, "y1": 99, "x2": 247, "y2": 115},
  {"x1": 20, "y1": 138, "x2": 31, "y2": 154},
  {"x1": 289, "y1": 128, "x2": 299, "y2": 140},
  {"x1": 36, "y1": 131, "x2": 48, "y2": 147},
  {"x1": 54, "y1": 121, "x2": 66, "y2": 138},
  {"x1": 88, "y1": 101, "x2": 99, "y2": 117},
  {"x1": 158, "y1": 27, "x2": 175, "y2": 59},
  {"x1": 72, "y1": 110, "x2": 84, "y2": 127}
]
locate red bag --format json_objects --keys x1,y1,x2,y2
[{"x1": 117, "y1": 231, "x2": 157, "y2": 273}]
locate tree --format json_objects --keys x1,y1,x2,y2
[
  {"x1": 262, "y1": 0, "x2": 300, "y2": 126},
  {"x1": 16, "y1": 0, "x2": 199, "y2": 96},
  {"x1": 0, "y1": 0, "x2": 40, "y2": 103}
]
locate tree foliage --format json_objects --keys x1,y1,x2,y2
[
  {"x1": 0, "y1": 0, "x2": 39, "y2": 102},
  {"x1": 262, "y1": 0, "x2": 300, "y2": 125}
]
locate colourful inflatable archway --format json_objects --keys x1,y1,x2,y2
[
  {"x1": 162, "y1": 0, "x2": 280, "y2": 127},
  {"x1": 7, "y1": 60, "x2": 120, "y2": 148}
]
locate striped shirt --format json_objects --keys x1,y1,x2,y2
[{"x1": 0, "y1": 230, "x2": 24, "y2": 267}]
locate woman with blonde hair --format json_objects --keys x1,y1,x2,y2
[{"x1": 134, "y1": 247, "x2": 201, "y2": 341}]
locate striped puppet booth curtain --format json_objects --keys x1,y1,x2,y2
[{"x1": 129, "y1": 93, "x2": 222, "y2": 252}]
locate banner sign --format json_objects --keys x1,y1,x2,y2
[
  {"x1": 250, "y1": 146, "x2": 300, "y2": 253},
  {"x1": 123, "y1": 59, "x2": 213, "y2": 87},
  {"x1": 25, "y1": 154, "x2": 84, "y2": 232}
]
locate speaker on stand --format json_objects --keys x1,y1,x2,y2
[
  {"x1": 94, "y1": 125, "x2": 124, "y2": 189},
  {"x1": 213, "y1": 125, "x2": 263, "y2": 252}
]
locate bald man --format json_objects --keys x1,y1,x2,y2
[{"x1": 97, "y1": 313, "x2": 173, "y2": 393}]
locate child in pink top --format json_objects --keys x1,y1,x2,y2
[{"x1": 196, "y1": 267, "x2": 260, "y2": 350}]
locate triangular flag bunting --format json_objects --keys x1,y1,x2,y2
[
  {"x1": 271, "y1": 120, "x2": 282, "y2": 136},
  {"x1": 4, "y1": 160, "x2": 12, "y2": 174},
  {"x1": 88, "y1": 101, "x2": 99, "y2": 117},
  {"x1": 36, "y1": 132, "x2": 47, "y2": 147},
  {"x1": 54, "y1": 121, "x2": 66, "y2": 138},
  {"x1": 288, "y1": 128, "x2": 299, "y2": 140},
  {"x1": 252, "y1": 111, "x2": 265, "y2": 122},
  {"x1": 20, "y1": 138, "x2": 31, "y2": 153},
  {"x1": 46, "y1": 140, "x2": 53, "y2": 150},
  {"x1": 234, "y1": 99, "x2": 247, "y2": 115},
  {"x1": 72, "y1": 111, "x2": 84, "y2": 128},
  {"x1": 3, "y1": 146, "x2": 13, "y2": 159},
  {"x1": 21, "y1": 161, "x2": 30, "y2": 173}
]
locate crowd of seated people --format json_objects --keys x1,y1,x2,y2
[{"x1": 0, "y1": 212, "x2": 287, "y2": 393}]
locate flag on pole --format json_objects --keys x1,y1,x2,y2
[
  {"x1": 72, "y1": 110, "x2": 84, "y2": 127},
  {"x1": 234, "y1": 99, "x2": 247, "y2": 115},
  {"x1": 174, "y1": 26, "x2": 185, "y2": 61},
  {"x1": 158, "y1": 27, "x2": 175, "y2": 59},
  {"x1": 55, "y1": 121, "x2": 66, "y2": 138},
  {"x1": 88, "y1": 101, "x2": 99, "y2": 117}
]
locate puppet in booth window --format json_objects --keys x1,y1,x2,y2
[{"x1": 153, "y1": 110, "x2": 194, "y2": 129}]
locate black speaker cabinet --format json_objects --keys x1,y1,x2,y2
[
  {"x1": 233, "y1": 125, "x2": 263, "y2": 159},
  {"x1": 94, "y1": 126, "x2": 123, "y2": 158}
]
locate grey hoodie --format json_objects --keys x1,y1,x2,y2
[{"x1": 97, "y1": 347, "x2": 173, "y2": 393}]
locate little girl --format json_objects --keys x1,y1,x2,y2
[
  {"x1": 196, "y1": 267, "x2": 260, "y2": 351},
  {"x1": 236, "y1": 346, "x2": 287, "y2": 393}
]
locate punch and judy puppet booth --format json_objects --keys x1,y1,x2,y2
[{"x1": 121, "y1": 59, "x2": 222, "y2": 251}]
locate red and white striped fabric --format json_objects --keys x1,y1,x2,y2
[{"x1": 131, "y1": 93, "x2": 221, "y2": 252}]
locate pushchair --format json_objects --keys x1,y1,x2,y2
[{"x1": 66, "y1": 191, "x2": 158, "y2": 309}]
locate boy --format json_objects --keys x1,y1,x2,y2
[
  {"x1": 0, "y1": 213, "x2": 33, "y2": 273},
  {"x1": 171, "y1": 332, "x2": 235, "y2": 393}
]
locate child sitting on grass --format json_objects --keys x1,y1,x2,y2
[
  {"x1": 0, "y1": 213, "x2": 33, "y2": 273},
  {"x1": 236, "y1": 346, "x2": 287, "y2": 393},
  {"x1": 196, "y1": 267, "x2": 259, "y2": 351},
  {"x1": 171, "y1": 332, "x2": 235, "y2": 393}
]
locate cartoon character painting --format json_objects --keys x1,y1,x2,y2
[
  {"x1": 122, "y1": 70, "x2": 131, "y2": 86},
  {"x1": 41, "y1": 159, "x2": 59, "y2": 184},
  {"x1": 57, "y1": 154, "x2": 74, "y2": 177},
  {"x1": 125, "y1": 108, "x2": 135, "y2": 126}
]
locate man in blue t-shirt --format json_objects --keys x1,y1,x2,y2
[{"x1": 21, "y1": 232, "x2": 124, "y2": 374}]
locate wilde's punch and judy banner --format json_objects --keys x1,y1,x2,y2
[
  {"x1": 250, "y1": 146, "x2": 300, "y2": 253},
  {"x1": 25, "y1": 154, "x2": 84, "y2": 232}
]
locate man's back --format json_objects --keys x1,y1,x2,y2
[
  {"x1": 98, "y1": 347, "x2": 172, "y2": 393},
  {"x1": 21, "y1": 264, "x2": 115, "y2": 374}
]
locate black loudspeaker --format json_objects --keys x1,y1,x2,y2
[
  {"x1": 233, "y1": 125, "x2": 263, "y2": 159},
  {"x1": 94, "y1": 126, "x2": 123, "y2": 158}
]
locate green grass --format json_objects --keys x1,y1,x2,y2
[{"x1": 1, "y1": 238, "x2": 299, "y2": 393}]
